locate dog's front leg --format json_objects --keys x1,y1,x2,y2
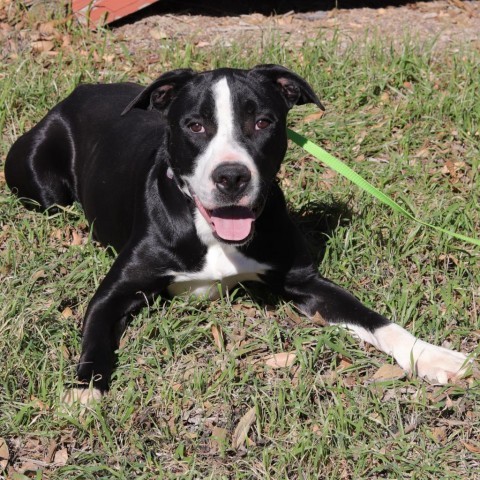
[
  {"x1": 71, "y1": 247, "x2": 169, "y2": 399},
  {"x1": 281, "y1": 269, "x2": 471, "y2": 384}
]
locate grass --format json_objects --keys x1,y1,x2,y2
[{"x1": 1, "y1": 4, "x2": 480, "y2": 479}]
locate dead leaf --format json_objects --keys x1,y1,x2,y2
[
  {"x1": 302, "y1": 111, "x2": 324, "y2": 123},
  {"x1": 31, "y1": 40, "x2": 54, "y2": 52},
  {"x1": 371, "y1": 364, "x2": 405, "y2": 382},
  {"x1": 285, "y1": 305, "x2": 303, "y2": 324},
  {"x1": 149, "y1": 27, "x2": 168, "y2": 40},
  {"x1": 462, "y1": 441, "x2": 480, "y2": 454},
  {"x1": 70, "y1": 230, "x2": 82, "y2": 246},
  {"x1": 311, "y1": 311, "x2": 328, "y2": 326},
  {"x1": 290, "y1": 364, "x2": 301, "y2": 387},
  {"x1": 338, "y1": 356, "x2": 353, "y2": 370},
  {"x1": 45, "y1": 439, "x2": 57, "y2": 464},
  {"x1": 210, "y1": 426, "x2": 228, "y2": 451},
  {"x1": 30, "y1": 395, "x2": 48, "y2": 411},
  {"x1": 61, "y1": 34, "x2": 71, "y2": 48},
  {"x1": 0, "y1": 437, "x2": 9, "y2": 471},
  {"x1": 431, "y1": 426, "x2": 447, "y2": 444},
  {"x1": 380, "y1": 91, "x2": 390, "y2": 102},
  {"x1": 103, "y1": 53, "x2": 115, "y2": 63},
  {"x1": 172, "y1": 382, "x2": 182, "y2": 391},
  {"x1": 53, "y1": 447, "x2": 68, "y2": 466},
  {"x1": 263, "y1": 351, "x2": 296, "y2": 369},
  {"x1": 31, "y1": 269, "x2": 46, "y2": 281},
  {"x1": 37, "y1": 21, "x2": 56, "y2": 36},
  {"x1": 438, "y1": 253, "x2": 459, "y2": 267},
  {"x1": 167, "y1": 415, "x2": 177, "y2": 435},
  {"x1": 311, "y1": 424, "x2": 322, "y2": 436},
  {"x1": 232, "y1": 407, "x2": 256, "y2": 450},
  {"x1": 211, "y1": 324, "x2": 224, "y2": 351},
  {"x1": 450, "y1": 0, "x2": 474, "y2": 14},
  {"x1": 61, "y1": 307, "x2": 73, "y2": 319}
]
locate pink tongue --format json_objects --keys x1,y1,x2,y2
[{"x1": 210, "y1": 207, "x2": 255, "y2": 241}]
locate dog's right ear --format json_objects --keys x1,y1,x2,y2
[{"x1": 121, "y1": 69, "x2": 196, "y2": 115}]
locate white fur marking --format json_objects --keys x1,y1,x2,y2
[
  {"x1": 61, "y1": 387, "x2": 103, "y2": 406},
  {"x1": 183, "y1": 77, "x2": 260, "y2": 210},
  {"x1": 168, "y1": 224, "x2": 269, "y2": 299},
  {"x1": 345, "y1": 323, "x2": 470, "y2": 384}
]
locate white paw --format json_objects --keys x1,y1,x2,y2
[
  {"x1": 61, "y1": 387, "x2": 103, "y2": 406},
  {"x1": 406, "y1": 341, "x2": 471, "y2": 384},
  {"x1": 348, "y1": 323, "x2": 473, "y2": 385}
]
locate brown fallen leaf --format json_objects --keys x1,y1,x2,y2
[
  {"x1": 371, "y1": 363, "x2": 405, "y2": 382},
  {"x1": 0, "y1": 437, "x2": 9, "y2": 472},
  {"x1": 450, "y1": 0, "x2": 474, "y2": 14},
  {"x1": 70, "y1": 229, "x2": 83, "y2": 246},
  {"x1": 53, "y1": 447, "x2": 68, "y2": 466},
  {"x1": 311, "y1": 424, "x2": 322, "y2": 436},
  {"x1": 210, "y1": 426, "x2": 228, "y2": 451},
  {"x1": 211, "y1": 324, "x2": 224, "y2": 351},
  {"x1": 263, "y1": 351, "x2": 296, "y2": 369},
  {"x1": 302, "y1": 111, "x2": 325, "y2": 123},
  {"x1": 462, "y1": 441, "x2": 480, "y2": 454},
  {"x1": 311, "y1": 311, "x2": 328, "y2": 326},
  {"x1": 149, "y1": 27, "x2": 168, "y2": 40},
  {"x1": 338, "y1": 356, "x2": 353, "y2": 370},
  {"x1": 37, "y1": 21, "x2": 56, "y2": 36},
  {"x1": 285, "y1": 305, "x2": 303, "y2": 324},
  {"x1": 31, "y1": 269, "x2": 46, "y2": 281},
  {"x1": 431, "y1": 426, "x2": 447, "y2": 444},
  {"x1": 31, "y1": 40, "x2": 54, "y2": 52},
  {"x1": 61, "y1": 307, "x2": 73, "y2": 319},
  {"x1": 232, "y1": 407, "x2": 256, "y2": 450},
  {"x1": 45, "y1": 439, "x2": 57, "y2": 464}
]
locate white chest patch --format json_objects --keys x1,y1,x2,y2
[{"x1": 167, "y1": 231, "x2": 270, "y2": 299}]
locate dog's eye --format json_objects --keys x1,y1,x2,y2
[
  {"x1": 255, "y1": 119, "x2": 271, "y2": 130},
  {"x1": 188, "y1": 122, "x2": 205, "y2": 134}
]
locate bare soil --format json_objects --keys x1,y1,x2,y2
[{"x1": 114, "y1": 1, "x2": 480, "y2": 53}]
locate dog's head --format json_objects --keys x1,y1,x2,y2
[{"x1": 122, "y1": 65, "x2": 323, "y2": 245}]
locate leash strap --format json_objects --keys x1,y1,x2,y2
[{"x1": 287, "y1": 128, "x2": 480, "y2": 247}]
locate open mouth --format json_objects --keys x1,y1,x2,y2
[{"x1": 193, "y1": 196, "x2": 256, "y2": 243}]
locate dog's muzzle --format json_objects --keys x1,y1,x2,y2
[{"x1": 183, "y1": 162, "x2": 258, "y2": 243}]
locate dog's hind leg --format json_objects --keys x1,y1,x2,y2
[{"x1": 5, "y1": 113, "x2": 76, "y2": 211}]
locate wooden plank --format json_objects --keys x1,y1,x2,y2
[{"x1": 72, "y1": 0, "x2": 160, "y2": 27}]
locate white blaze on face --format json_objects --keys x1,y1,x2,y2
[{"x1": 184, "y1": 76, "x2": 259, "y2": 210}]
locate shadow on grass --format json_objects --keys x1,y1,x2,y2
[
  {"x1": 291, "y1": 198, "x2": 352, "y2": 264},
  {"x1": 242, "y1": 198, "x2": 353, "y2": 309}
]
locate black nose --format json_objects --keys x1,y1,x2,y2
[{"x1": 212, "y1": 163, "x2": 252, "y2": 197}]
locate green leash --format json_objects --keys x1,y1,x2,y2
[{"x1": 287, "y1": 128, "x2": 480, "y2": 247}]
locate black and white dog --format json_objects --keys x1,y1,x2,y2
[{"x1": 5, "y1": 65, "x2": 470, "y2": 402}]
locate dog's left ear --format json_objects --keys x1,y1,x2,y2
[
  {"x1": 250, "y1": 64, "x2": 324, "y2": 111},
  {"x1": 121, "y1": 68, "x2": 197, "y2": 115}
]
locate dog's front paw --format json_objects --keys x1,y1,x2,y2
[
  {"x1": 61, "y1": 387, "x2": 103, "y2": 406},
  {"x1": 405, "y1": 341, "x2": 471, "y2": 384}
]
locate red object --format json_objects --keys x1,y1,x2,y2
[{"x1": 72, "y1": 0, "x2": 160, "y2": 26}]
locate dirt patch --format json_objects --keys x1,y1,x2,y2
[{"x1": 114, "y1": 1, "x2": 480, "y2": 53}]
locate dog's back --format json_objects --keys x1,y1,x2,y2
[{"x1": 5, "y1": 82, "x2": 165, "y2": 249}]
